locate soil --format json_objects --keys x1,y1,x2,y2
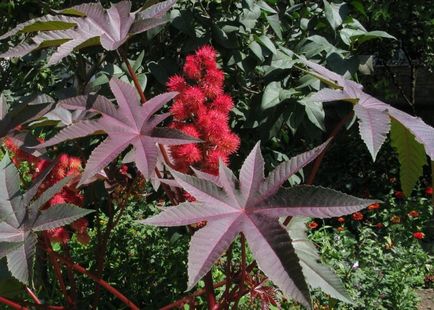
[{"x1": 417, "y1": 289, "x2": 434, "y2": 310}]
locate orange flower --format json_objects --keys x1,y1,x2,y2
[
  {"x1": 367, "y1": 203, "x2": 380, "y2": 211},
  {"x1": 307, "y1": 221, "x2": 319, "y2": 229},
  {"x1": 352, "y1": 212, "x2": 363, "y2": 221},
  {"x1": 390, "y1": 215, "x2": 401, "y2": 224},
  {"x1": 337, "y1": 226, "x2": 345, "y2": 232},
  {"x1": 337, "y1": 217, "x2": 345, "y2": 223},
  {"x1": 413, "y1": 232, "x2": 425, "y2": 240},
  {"x1": 407, "y1": 210, "x2": 420, "y2": 218}
]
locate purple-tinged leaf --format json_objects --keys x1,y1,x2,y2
[
  {"x1": 260, "y1": 140, "x2": 330, "y2": 199},
  {"x1": 0, "y1": 94, "x2": 54, "y2": 139},
  {"x1": 187, "y1": 215, "x2": 242, "y2": 290},
  {"x1": 301, "y1": 58, "x2": 434, "y2": 161},
  {"x1": 171, "y1": 170, "x2": 233, "y2": 209},
  {"x1": 240, "y1": 142, "x2": 264, "y2": 206},
  {"x1": 139, "y1": 202, "x2": 235, "y2": 227},
  {"x1": 0, "y1": 156, "x2": 23, "y2": 227},
  {"x1": 38, "y1": 78, "x2": 198, "y2": 184},
  {"x1": 310, "y1": 88, "x2": 354, "y2": 103},
  {"x1": 288, "y1": 217, "x2": 353, "y2": 304},
  {"x1": 150, "y1": 128, "x2": 202, "y2": 145},
  {"x1": 6, "y1": 232, "x2": 36, "y2": 285},
  {"x1": 142, "y1": 142, "x2": 371, "y2": 307},
  {"x1": 79, "y1": 135, "x2": 133, "y2": 186},
  {"x1": 28, "y1": 176, "x2": 74, "y2": 214},
  {"x1": 191, "y1": 167, "x2": 221, "y2": 186},
  {"x1": 257, "y1": 185, "x2": 378, "y2": 218},
  {"x1": 243, "y1": 215, "x2": 310, "y2": 308},
  {"x1": 0, "y1": 223, "x2": 22, "y2": 242},
  {"x1": 32, "y1": 204, "x2": 94, "y2": 231},
  {"x1": 0, "y1": 242, "x2": 22, "y2": 258},
  {"x1": 0, "y1": 1, "x2": 176, "y2": 65},
  {"x1": 37, "y1": 120, "x2": 101, "y2": 147},
  {"x1": 0, "y1": 154, "x2": 92, "y2": 284},
  {"x1": 353, "y1": 103, "x2": 390, "y2": 161}
]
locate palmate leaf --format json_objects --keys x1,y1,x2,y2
[
  {"x1": 36, "y1": 78, "x2": 201, "y2": 185},
  {"x1": 141, "y1": 142, "x2": 377, "y2": 309},
  {"x1": 287, "y1": 217, "x2": 353, "y2": 304},
  {"x1": 0, "y1": 155, "x2": 94, "y2": 284},
  {"x1": 391, "y1": 119, "x2": 427, "y2": 196},
  {"x1": 0, "y1": 94, "x2": 54, "y2": 139},
  {"x1": 0, "y1": 0, "x2": 176, "y2": 65},
  {"x1": 301, "y1": 58, "x2": 434, "y2": 163}
]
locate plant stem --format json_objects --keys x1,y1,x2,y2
[
  {"x1": 25, "y1": 287, "x2": 41, "y2": 304},
  {"x1": 203, "y1": 271, "x2": 217, "y2": 309},
  {"x1": 118, "y1": 49, "x2": 146, "y2": 103},
  {"x1": 0, "y1": 296, "x2": 28, "y2": 310},
  {"x1": 44, "y1": 234, "x2": 73, "y2": 307},
  {"x1": 306, "y1": 111, "x2": 354, "y2": 185},
  {"x1": 45, "y1": 247, "x2": 140, "y2": 310}
]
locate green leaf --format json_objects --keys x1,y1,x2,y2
[
  {"x1": 249, "y1": 41, "x2": 265, "y2": 62},
  {"x1": 257, "y1": 1, "x2": 277, "y2": 13},
  {"x1": 287, "y1": 217, "x2": 354, "y2": 304},
  {"x1": 266, "y1": 14, "x2": 282, "y2": 40},
  {"x1": 258, "y1": 35, "x2": 277, "y2": 54},
  {"x1": 299, "y1": 99, "x2": 326, "y2": 131},
  {"x1": 323, "y1": 0, "x2": 347, "y2": 30},
  {"x1": 391, "y1": 119, "x2": 427, "y2": 196},
  {"x1": 261, "y1": 82, "x2": 281, "y2": 109}
]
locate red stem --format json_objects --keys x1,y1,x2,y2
[
  {"x1": 203, "y1": 272, "x2": 217, "y2": 309},
  {"x1": 25, "y1": 287, "x2": 41, "y2": 304},
  {"x1": 44, "y1": 234, "x2": 73, "y2": 307},
  {"x1": 306, "y1": 111, "x2": 353, "y2": 185},
  {"x1": 119, "y1": 49, "x2": 146, "y2": 104},
  {"x1": 45, "y1": 247, "x2": 139, "y2": 310},
  {"x1": 0, "y1": 296, "x2": 28, "y2": 310}
]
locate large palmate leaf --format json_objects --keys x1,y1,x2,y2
[
  {"x1": 0, "y1": 94, "x2": 54, "y2": 138},
  {"x1": 141, "y1": 141, "x2": 377, "y2": 309},
  {"x1": 287, "y1": 217, "x2": 353, "y2": 304},
  {"x1": 0, "y1": 0, "x2": 176, "y2": 65},
  {"x1": 0, "y1": 155, "x2": 93, "y2": 284},
  {"x1": 36, "y1": 78, "x2": 200, "y2": 185},
  {"x1": 300, "y1": 58, "x2": 434, "y2": 162}
]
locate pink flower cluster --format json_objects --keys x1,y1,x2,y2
[
  {"x1": 4, "y1": 138, "x2": 90, "y2": 244},
  {"x1": 167, "y1": 45, "x2": 240, "y2": 175}
]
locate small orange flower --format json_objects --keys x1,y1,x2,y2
[
  {"x1": 413, "y1": 232, "x2": 425, "y2": 240},
  {"x1": 352, "y1": 212, "x2": 363, "y2": 221},
  {"x1": 367, "y1": 203, "x2": 380, "y2": 211},
  {"x1": 337, "y1": 217, "x2": 345, "y2": 223},
  {"x1": 337, "y1": 226, "x2": 345, "y2": 232},
  {"x1": 308, "y1": 221, "x2": 319, "y2": 229},
  {"x1": 390, "y1": 215, "x2": 401, "y2": 224},
  {"x1": 407, "y1": 210, "x2": 420, "y2": 218}
]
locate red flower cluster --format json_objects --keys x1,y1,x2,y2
[
  {"x1": 367, "y1": 203, "x2": 380, "y2": 211},
  {"x1": 167, "y1": 45, "x2": 240, "y2": 175},
  {"x1": 413, "y1": 232, "x2": 425, "y2": 240},
  {"x1": 426, "y1": 187, "x2": 433, "y2": 196},
  {"x1": 4, "y1": 138, "x2": 90, "y2": 244},
  {"x1": 394, "y1": 191, "x2": 405, "y2": 199},
  {"x1": 352, "y1": 212, "x2": 364, "y2": 221}
]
